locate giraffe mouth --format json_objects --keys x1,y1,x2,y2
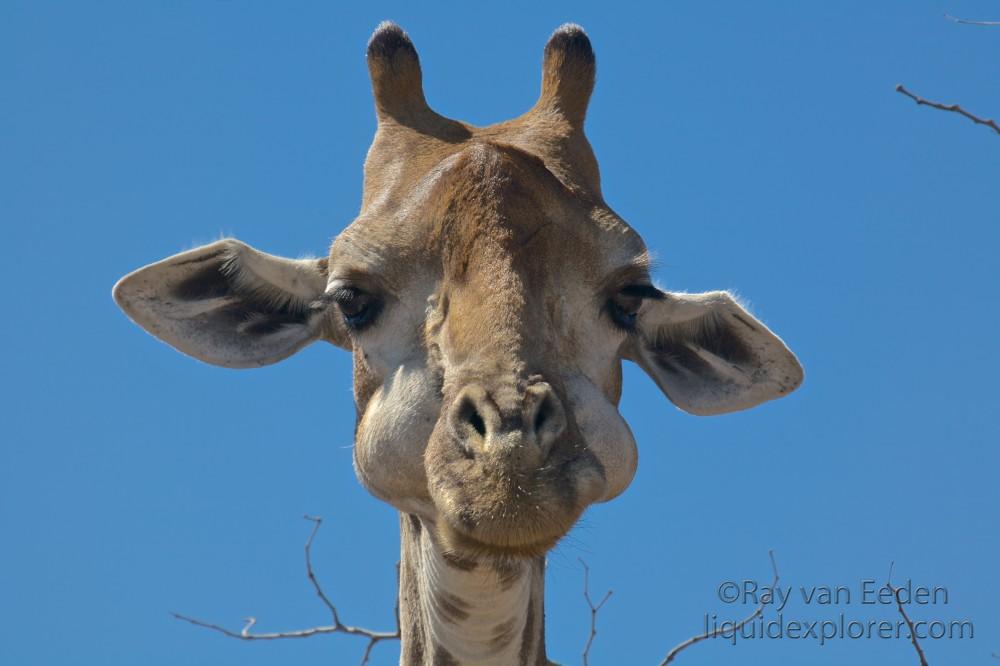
[
  {"x1": 433, "y1": 509, "x2": 578, "y2": 559},
  {"x1": 425, "y1": 446, "x2": 606, "y2": 558},
  {"x1": 420, "y1": 379, "x2": 614, "y2": 558}
]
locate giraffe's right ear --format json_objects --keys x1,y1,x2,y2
[{"x1": 112, "y1": 239, "x2": 350, "y2": 368}]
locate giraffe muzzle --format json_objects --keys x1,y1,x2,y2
[{"x1": 448, "y1": 380, "x2": 566, "y2": 470}]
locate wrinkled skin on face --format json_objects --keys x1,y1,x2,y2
[{"x1": 112, "y1": 23, "x2": 803, "y2": 563}]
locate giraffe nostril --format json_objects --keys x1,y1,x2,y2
[
  {"x1": 534, "y1": 399, "x2": 550, "y2": 433},
  {"x1": 467, "y1": 406, "x2": 487, "y2": 438},
  {"x1": 525, "y1": 382, "x2": 566, "y2": 456},
  {"x1": 450, "y1": 386, "x2": 496, "y2": 455},
  {"x1": 453, "y1": 395, "x2": 487, "y2": 438}
]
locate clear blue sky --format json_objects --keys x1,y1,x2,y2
[{"x1": 3, "y1": 2, "x2": 998, "y2": 664}]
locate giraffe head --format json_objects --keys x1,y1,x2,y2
[{"x1": 113, "y1": 23, "x2": 802, "y2": 560}]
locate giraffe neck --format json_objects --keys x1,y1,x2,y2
[{"x1": 397, "y1": 514, "x2": 548, "y2": 665}]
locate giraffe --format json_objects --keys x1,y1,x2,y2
[{"x1": 113, "y1": 22, "x2": 803, "y2": 665}]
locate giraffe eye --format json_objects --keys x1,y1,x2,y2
[
  {"x1": 329, "y1": 287, "x2": 382, "y2": 331},
  {"x1": 608, "y1": 291, "x2": 643, "y2": 330}
]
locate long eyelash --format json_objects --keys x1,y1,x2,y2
[
  {"x1": 310, "y1": 287, "x2": 364, "y2": 311},
  {"x1": 331, "y1": 287, "x2": 363, "y2": 303},
  {"x1": 620, "y1": 284, "x2": 665, "y2": 300},
  {"x1": 311, "y1": 286, "x2": 382, "y2": 332}
]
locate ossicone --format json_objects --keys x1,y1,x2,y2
[
  {"x1": 367, "y1": 21, "x2": 429, "y2": 122},
  {"x1": 536, "y1": 23, "x2": 596, "y2": 127}
]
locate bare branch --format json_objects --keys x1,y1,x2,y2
[
  {"x1": 887, "y1": 562, "x2": 929, "y2": 666},
  {"x1": 579, "y1": 558, "x2": 613, "y2": 666},
  {"x1": 896, "y1": 84, "x2": 1000, "y2": 136},
  {"x1": 660, "y1": 550, "x2": 779, "y2": 666},
  {"x1": 302, "y1": 515, "x2": 342, "y2": 626},
  {"x1": 945, "y1": 14, "x2": 1000, "y2": 27},
  {"x1": 171, "y1": 612, "x2": 346, "y2": 640},
  {"x1": 172, "y1": 515, "x2": 400, "y2": 666}
]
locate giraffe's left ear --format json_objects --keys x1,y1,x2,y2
[{"x1": 625, "y1": 291, "x2": 803, "y2": 416}]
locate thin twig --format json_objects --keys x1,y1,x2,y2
[
  {"x1": 579, "y1": 558, "x2": 613, "y2": 666},
  {"x1": 660, "y1": 550, "x2": 779, "y2": 665},
  {"x1": 171, "y1": 515, "x2": 400, "y2": 666},
  {"x1": 945, "y1": 14, "x2": 1000, "y2": 27},
  {"x1": 887, "y1": 562, "x2": 929, "y2": 666},
  {"x1": 171, "y1": 613, "x2": 346, "y2": 640},
  {"x1": 303, "y1": 515, "x2": 342, "y2": 626},
  {"x1": 896, "y1": 84, "x2": 1000, "y2": 136}
]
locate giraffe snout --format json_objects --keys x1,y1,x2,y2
[{"x1": 448, "y1": 380, "x2": 566, "y2": 466}]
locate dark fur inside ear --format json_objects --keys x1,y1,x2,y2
[
  {"x1": 172, "y1": 262, "x2": 230, "y2": 301},
  {"x1": 538, "y1": 24, "x2": 596, "y2": 126},
  {"x1": 647, "y1": 312, "x2": 755, "y2": 377},
  {"x1": 171, "y1": 252, "x2": 310, "y2": 336}
]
